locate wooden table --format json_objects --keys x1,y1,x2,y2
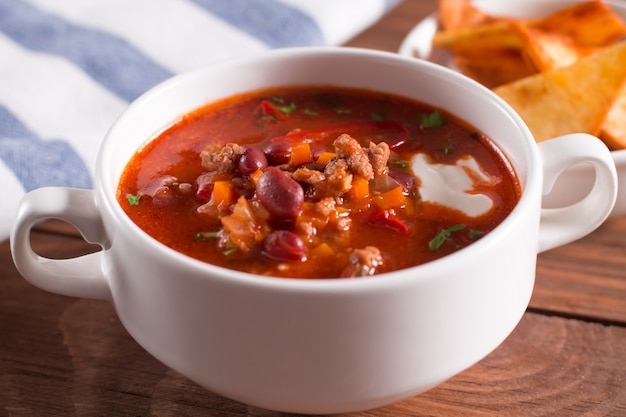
[{"x1": 1, "y1": 1, "x2": 625, "y2": 415}]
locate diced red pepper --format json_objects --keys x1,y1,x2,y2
[
  {"x1": 259, "y1": 100, "x2": 287, "y2": 122},
  {"x1": 269, "y1": 121, "x2": 410, "y2": 150},
  {"x1": 367, "y1": 209, "x2": 409, "y2": 234}
]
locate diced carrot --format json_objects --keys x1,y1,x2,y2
[
  {"x1": 210, "y1": 180, "x2": 236, "y2": 211},
  {"x1": 373, "y1": 186, "x2": 406, "y2": 209},
  {"x1": 290, "y1": 142, "x2": 313, "y2": 166},
  {"x1": 316, "y1": 151, "x2": 336, "y2": 168},
  {"x1": 349, "y1": 175, "x2": 370, "y2": 200},
  {"x1": 311, "y1": 242, "x2": 334, "y2": 259}
]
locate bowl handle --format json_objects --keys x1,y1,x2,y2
[
  {"x1": 538, "y1": 133, "x2": 617, "y2": 253},
  {"x1": 10, "y1": 187, "x2": 111, "y2": 300}
]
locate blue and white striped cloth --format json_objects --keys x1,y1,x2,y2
[{"x1": 0, "y1": 0, "x2": 400, "y2": 242}]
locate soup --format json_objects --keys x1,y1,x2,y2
[{"x1": 117, "y1": 86, "x2": 521, "y2": 278}]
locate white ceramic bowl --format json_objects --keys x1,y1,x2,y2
[
  {"x1": 399, "y1": 0, "x2": 626, "y2": 218},
  {"x1": 10, "y1": 47, "x2": 617, "y2": 414}
]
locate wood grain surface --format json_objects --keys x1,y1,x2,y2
[{"x1": 2, "y1": 0, "x2": 626, "y2": 416}]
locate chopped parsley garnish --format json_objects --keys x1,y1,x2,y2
[
  {"x1": 279, "y1": 103, "x2": 297, "y2": 113},
  {"x1": 469, "y1": 229, "x2": 484, "y2": 239},
  {"x1": 304, "y1": 109, "x2": 319, "y2": 116},
  {"x1": 429, "y1": 224, "x2": 467, "y2": 251},
  {"x1": 258, "y1": 115, "x2": 278, "y2": 125},
  {"x1": 335, "y1": 109, "x2": 352, "y2": 114},
  {"x1": 194, "y1": 231, "x2": 221, "y2": 241},
  {"x1": 443, "y1": 144, "x2": 454, "y2": 155},
  {"x1": 194, "y1": 231, "x2": 238, "y2": 256},
  {"x1": 394, "y1": 160, "x2": 409, "y2": 168},
  {"x1": 419, "y1": 110, "x2": 445, "y2": 128},
  {"x1": 127, "y1": 194, "x2": 141, "y2": 206},
  {"x1": 222, "y1": 242, "x2": 238, "y2": 256},
  {"x1": 371, "y1": 112, "x2": 385, "y2": 121},
  {"x1": 429, "y1": 226, "x2": 484, "y2": 250}
]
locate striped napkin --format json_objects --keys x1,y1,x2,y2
[{"x1": 0, "y1": 0, "x2": 400, "y2": 242}]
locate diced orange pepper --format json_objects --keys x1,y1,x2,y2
[
  {"x1": 316, "y1": 151, "x2": 336, "y2": 168},
  {"x1": 349, "y1": 175, "x2": 370, "y2": 200},
  {"x1": 290, "y1": 142, "x2": 313, "y2": 166},
  {"x1": 210, "y1": 180, "x2": 236, "y2": 211},
  {"x1": 373, "y1": 186, "x2": 406, "y2": 209},
  {"x1": 249, "y1": 169, "x2": 263, "y2": 185}
]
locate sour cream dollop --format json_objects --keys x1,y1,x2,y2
[{"x1": 410, "y1": 153, "x2": 499, "y2": 217}]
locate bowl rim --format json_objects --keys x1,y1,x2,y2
[{"x1": 97, "y1": 46, "x2": 540, "y2": 291}]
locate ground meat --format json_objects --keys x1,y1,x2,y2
[
  {"x1": 368, "y1": 141, "x2": 390, "y2": 177},
  {"x1": 295, "y1": 198, "x2": 340, "y2": 243},
  {"x1": 315, "y1": 197, "x2": 352, "y2": 234},
  {"x1": 314, "y1": 197, "x2": 336, "y2": 217},
  {"x1": 324, "y1": 158, "x2": 353, "y2": 196},
  {"x1": 200, "y1": 143, "x2": 245, "y2": 173},
  {"x1": 295, "y1": 221, "x2": 316, "y2": 243},
  {"x1": 335, "y1": 216, "x2": 351, "y2": 232},
  {"x1": 231, "y1": 176, "x2": 256, "y2": 198},
  {"x1": 292, "y1": 167, "x2": 326, "y2": 186},
  {"x1": 333, "y1": 134, "x2": 374, "y2": 180},
  {"x1": 341, "y1": 246, "x2": 383, "y2": 277}
]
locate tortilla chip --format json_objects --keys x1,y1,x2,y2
[
  {"x1": 434, "y1": 0, "x2": 626, "y2": 80},
  {"x1": 536, "y1": 0, "x2": 626, "y2": 46},
  {"x1": 436, "y1": 1, "x2": 626, "y2": 47},
  {"x1": 493, "y1": 41, "x2": 626, "y2": 142},
  {"x1": 433, "y1": 20, "x2": 523, "y2": 52},
  {"x1": 438, "y1": 0, "x2": 494, "y2": 30},
  {"x1": 600, "y1": 85, "x2": 626, "y2": 149},
  {"x1": 453, "y1": 48, "x2": 537, "y2": 88},
  {"x1": 511, "y1": 22, "x2": 597, "y2": 71}
]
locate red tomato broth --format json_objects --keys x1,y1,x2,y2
[{"x1": 117, "y1": 85, "x2": 521, "y2": 279}]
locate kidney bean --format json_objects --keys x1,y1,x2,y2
[
  {"x1": 256, "y1": 167, "x2": 304, "y2": 222},
  {"x1": 238, "y1": 146, "x2": 268, "y2": 176},
  {"x1": 262, "y1": 230, "x2": 307, "y2": 262},
  {"x1": 195, "y1": 172, "x2": 216, "y2": 203},
  {"x1": 388, "y1": 168, "x2": 416, "y2": 194},
  {"x1": 140, "y1": 175, "x2": 182, "y2": 208},
  {"x1": 264, "y1": 140, "x2": 292, "y2": 165},
  {"x1": 310, "y1": 143, "x2": 327, "y2": 160}
]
